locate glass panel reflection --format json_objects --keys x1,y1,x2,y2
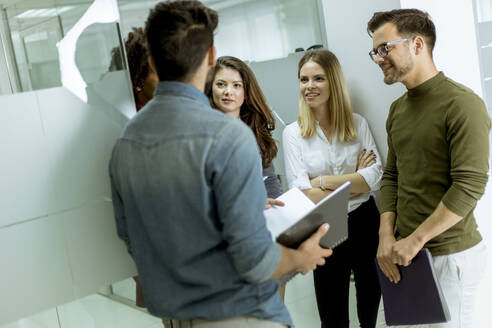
[
  {"x1": 4, "y1": 0, "x2": 124, "y2": 98},
  {"x1": 476, "y1": 0, "x2": 492, "y2": 108},
  {"x1": 0, "y1": 0, "x2": 136, "y2": 323},
  {"x1": 5, "y1": 1, "x2": 86, "y2": 92},
  {"x1": 117, "y1": 0, "x2": 323, "y2": 62}
]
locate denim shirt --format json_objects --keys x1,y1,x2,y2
[{"x1": 109, "y1": 82, "x2": 291, "y2": 326}]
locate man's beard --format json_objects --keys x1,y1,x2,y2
[{"x1": 382, "y1": 56, "x2": 413, "y2": 85}]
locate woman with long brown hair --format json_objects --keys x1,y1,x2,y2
[
  {"x1": 283, "y1": 49, "x2": 382, "y2": 327},
  {"x1": 206, "y1": 56, "x2": 282, "y2": 199}
]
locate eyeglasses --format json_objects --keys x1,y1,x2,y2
[{"x1": 369, "y1": 37, "x2": 413, "y2": 62}]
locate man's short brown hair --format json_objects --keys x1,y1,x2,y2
[
  {"x1": 145, "y1": 0, "x2": 218, "y2": 82},
  {"x1": 367, "y1": 9, "x2": 436, "y2": 53}
]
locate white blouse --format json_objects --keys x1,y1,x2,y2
[{"x1": 282, "y1": 113, "x2": 383, "y2": 212}]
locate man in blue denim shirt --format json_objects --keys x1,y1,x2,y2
[{"x1": 109, "y1": 1, "x2": 332, "y2": 327}]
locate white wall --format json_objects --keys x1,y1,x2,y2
[
  {"x1": 321, "y1": 0, "x2": 404, "y2": 165},
  {"x1": 319, "y1": 1, "x2": 403, "y2": 326},
  {"x1": 400, "y1": 0, "x2": 483, "y2": 96}
]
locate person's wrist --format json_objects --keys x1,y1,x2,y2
[
  {"x1": 409, "y1": 230, "x2": 426, "y2": 248},
  {"x1": 379, "y1": 228, "x2": 395, "y2": 239},
  {"x1": 291, "y1": 248, "x2": 304, "y2": 272},
  {"x1": 319, "y1": 176, "x2": 327, "y2": 191}
]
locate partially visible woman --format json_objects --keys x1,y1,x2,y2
[
  {"x1": 109, "y1": 27, "x2": 158, "y2": 111},
  {"x1": 206, "y1": 56, "x2": 282, "y2": 199},
  {"x1": 109, "y1": 27, "x2": 169, "y2": 327},
  {"x1": 282, "y1": 49, "x2": 382, "y2": 328}
]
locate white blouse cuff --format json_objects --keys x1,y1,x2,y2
[
  {"x1": 357, "y1": 165, "x2": 382, "y2": 191},
  {"x1": 289, "y1": 177, "x2": 312, "y2": 190}
]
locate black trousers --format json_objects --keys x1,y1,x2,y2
[{"x1": 313, "y1": 197, "x2": 381, "y2": 328}]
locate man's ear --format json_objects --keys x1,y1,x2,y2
[
  {"x1": 208, "y1": 45, "x2": 216, "y2": 67},
  {"x1": 148, "y1": 56, "x2": 159, "y2": 77},
  {"x1": 413, "y1": 36, "x2": 426, "y2": 55}
]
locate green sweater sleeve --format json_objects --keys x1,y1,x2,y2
[
  {"x1": 441, "y1": 93, "x2": 491, "y2": 217},
  {"x1": 381, "y1": 104, "x2": 399, "y2": 213}
]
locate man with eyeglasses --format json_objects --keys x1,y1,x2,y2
[{"x1": 367, "y1": 9, "x2": 490, "y2": 327}]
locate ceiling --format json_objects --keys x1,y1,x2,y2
[{"x1": 0, "y1": 0, "x2": 259, "y2": 10}]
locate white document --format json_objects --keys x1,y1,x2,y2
[{"x1": 264, "y1": 187, "x2": 315, "y2": 239}]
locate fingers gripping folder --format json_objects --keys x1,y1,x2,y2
[{"x1": 375, "y1": 249, "x2": 451, "y2": 326}]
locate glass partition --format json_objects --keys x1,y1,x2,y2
[
  {"x1": 472, "y1": 3, "x2": 492, "y2": 328},
  {"x1": 476, "y1": 0, "x2": 492, "y2": 109},
  {"x1": 5, "y1": 1, "x2": 87, "y2": 92},
  {"x1": 0, "y1": 0, "x2": 328, "y2": 324},
  {"x1": 117, "y1": 0, "x2": 324, "y2": 62},
  {"x1": 211, "y1": 0, "x2": 324, "y2": 61},
  {"x1": 0, "y1": 0, "x2": 137, "y2": 325},
  {"x1": 4, "y1": 0, "x2": 127, "y2": 95},
  {"x1": 109, "y1": 0, "x2": 326, "y2": 302}
]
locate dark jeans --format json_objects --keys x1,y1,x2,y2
[{"x1": 313, "y1": 197, "x2": 381, "y2": 328}]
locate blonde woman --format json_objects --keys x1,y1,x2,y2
[{"x1": 282, "y1": 49, "x2": 382, "y2": 328}]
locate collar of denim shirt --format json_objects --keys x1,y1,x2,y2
[{"x1": 155, "y1": 81, "x2": 210, "y2": 107}]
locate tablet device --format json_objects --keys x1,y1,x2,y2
[{"x1": 276, "y1": 181, "x2": 350, "y2": 249}]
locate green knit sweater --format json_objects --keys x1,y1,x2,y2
[{"x1": 381, "y1": 72, "x2": 491, "y2": 256}]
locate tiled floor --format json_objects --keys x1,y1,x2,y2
[
  {"x1": 285, "y1": 271, "x2": 363, "y2": 327},
  {"x1": 2, "y1": 274, "x2": 370, "y2": 328},
  {"x1": 284, "y1": 272, "x2": 321, "y2": 327},
  {"x1": 0, "y1": 308, "x2": 60, "y2": 328},
  {"x1": 0, "y1": 294, "x2": 161, "y2": 328}
]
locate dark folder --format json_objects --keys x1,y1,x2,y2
[{"x1": 375, "y1": 248, "x2": 450, "y2": 326}]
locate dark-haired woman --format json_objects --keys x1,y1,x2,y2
[
  {"x1": 206, "y1": 56, "x2": 282, "y2": 199},
  {"x1": 110, "y1": 27, "x2": 169, "y2": 327},
  {"x1": 109, "y1": 27, "x2": 158, "y2": 111},
  {"x1": 206, "y1": 56, "x2": 286, "y2": 298}
]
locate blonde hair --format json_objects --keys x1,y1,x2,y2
[{"x1": 297, "y1": 49, "x2": 356, "y2": 142}]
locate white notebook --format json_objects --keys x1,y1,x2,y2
[{"x1": 264, "y1": 187, "x2": 315, "y2": 239}]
